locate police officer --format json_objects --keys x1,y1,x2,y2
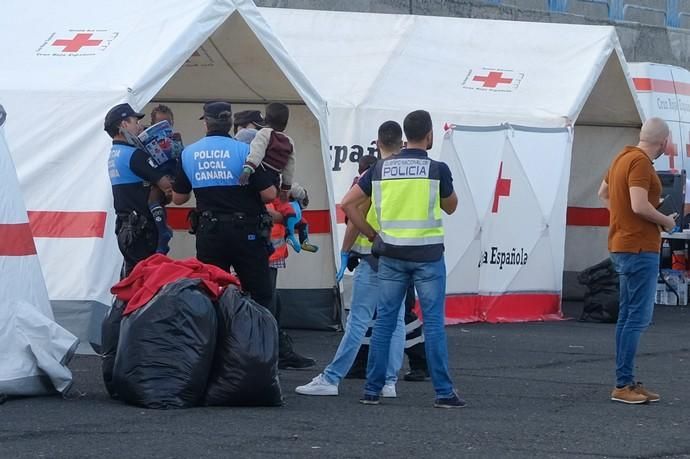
[
  {"x1": 173, "y1": 101, "x2": 275, "y2": 308},
  {"x1": 105, "y1": 103, "x2": 173, "y2": 276},
  {"x1": 174, "y1": 102, "x2": 314, "y2": 367},
  {"x1": 342, "y1": 109, "x2": 465, "y2": 408}
]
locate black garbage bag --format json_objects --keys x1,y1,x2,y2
[
  {"x1": 101, "y1": 299, "x2": 126, "y2": 399},
  {"x1": 204, "y1": 285, "x2": 282, "y2": 407},
  {"x1": 577, "y1": 259, "x2": 620, "y2": 323},
  {"x1": 112, "y1": 279, "x2": 217, "y2": 409}
]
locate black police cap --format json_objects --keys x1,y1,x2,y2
[
  {"x1": 233, "y1": 110, "x2": 265, "y2": 127},
  {"x1": 104, "y1": 103, "x2": 145, "y2": 130},
  {"x1": 199, "y1": 101, "x2": 233, "y2": 120}
]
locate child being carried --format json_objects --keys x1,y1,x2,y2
[{"x1": 239, "y1": 103, "x2": 294, "y2": 200}]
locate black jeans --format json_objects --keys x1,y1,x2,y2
[
  {"x1": 196, "y1": 218, "x2": 272, "y2": 309},
  {"x1": 115, "y1": 215, "x2": 157, "y2": 277},
  {"x1": 268, "y1": 267, "x2": 283, "y2": 323}
]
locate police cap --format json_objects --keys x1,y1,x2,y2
[
  {"x1": 233, "y1": 110, "x2": 264, "y2": 128},
  {"x1": 104, "y1": 103, "x2": 145, "y2": 130},
  {"x1": 200, "y1": 101, "x2": 233, "y2": 120}
]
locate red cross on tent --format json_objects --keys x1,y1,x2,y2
[
  {"x1": 52, "y1": 33, "x2": 102, "y2": 52},
  {"x1": 473, "y1": 71, "x2": 513, "y2": 88},
  {"x1": 492, "y1": 161, "x2": 511, "y2": 213}
]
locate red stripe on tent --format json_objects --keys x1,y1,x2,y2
[
  {"x1": 168, "y1": 206, "x2": 609, "y2": 231},
  {"x1": 28, "y1": 211, "x2": 106, "y2": 238},
  {"x1": 566, "y1": 207, "x2": 609, "y2": 227},
  {"x1": 0, "y1": 223, "x2": 37, "y2": 256},
  {"x1": 677, "y1": 81, "x2": 690, "y2": 96},
  {"x1": 168, "y1": 207, "x2": 192, "y2": 231},
  {"x1": 303, "y1": 210, "x2": 331, "y2": 234},
  {"x1": 633, "y1": 77, "x2": 690, "y2": 96},
  {"x1": 168, "y1": 207, "x2": 332, "y2": 234},
  {"x1": 414, "y1": 293, "x2": 562, "y2": 324}
]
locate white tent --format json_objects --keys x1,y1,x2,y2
[
  {"x1": 628, "y1": 62, "x2": 690, "y2": 173},
  {"x1": 0, "y1": 0, "x2": 340, "y2": 351},
  {"x1": 258, "y1": 8, "x2": 643, "y2": 321},
  {"x1": 0, "y1": 104, "x2": 78, "y2": 396}
]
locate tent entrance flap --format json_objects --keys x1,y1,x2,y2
[
  {"x1": 576, "y1": 51, "x2": 643, "y2": 128},
  {"x1": 156, "y1": 12, "x2": 302, "y2": 104}
]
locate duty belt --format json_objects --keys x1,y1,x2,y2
[{"x1": 199, "y1": 211, "x2": 261, "y2": 225}]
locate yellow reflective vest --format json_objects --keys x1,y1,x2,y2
[{"x1": 369, "y1": 153, "x2": 445, "y2": 261}]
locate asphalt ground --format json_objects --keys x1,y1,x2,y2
[{"x1": 1, "y1": 302, "x2": 689, "y2": 459}]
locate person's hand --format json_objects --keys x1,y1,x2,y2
[
  {"x1": 663, "y1": 213, "x2": 678, "y2": 233},
  {"x1": 239, "y1": 166, "x2": 253, "y2": 186},
  {"x1": 336, "y1": 251, "x2": 350, "y2": 283}
]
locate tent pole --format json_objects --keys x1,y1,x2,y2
[
  {"x1": 575, "y1": 121, "x2": 642, "y2": 128},
  {"x1": 151, "y1": 98, "x2": 308, "y2": 106}
]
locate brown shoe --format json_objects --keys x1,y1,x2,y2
[
  {"x1": 633, "y1": 382, "x2": 660, "y2": 402},
  {"x1": 611, "y1": 385, "x2": 649, "y2": 404}
]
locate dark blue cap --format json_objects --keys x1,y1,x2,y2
[
  {"x1": 104, "y1": 103, "x2": 144, "y2": 130},
  {"x1": 199, "y1": 101, "x2": 233, "y2": 120}
]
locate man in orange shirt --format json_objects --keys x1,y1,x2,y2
[{"x1": 598, "y1": 117, "x2": 676, "y2": 404}]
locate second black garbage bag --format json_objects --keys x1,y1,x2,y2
[{"x1": 204, "y1": 285, "x2": 283, "y2": 406}]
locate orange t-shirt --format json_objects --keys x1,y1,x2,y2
[{"x1": 605, "y1": 146, "x2": 662, "y2": 253}]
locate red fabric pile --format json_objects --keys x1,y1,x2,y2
[{"x1": 112, "y1": 254, "x2": 241, "y2": 315}]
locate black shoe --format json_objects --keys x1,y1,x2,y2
[
  {"x1": 359, "y1": 394, "x2": 380, "y2": 405},
  {"x1": 279, "y1": 352, "x2": 316, "y2": 370},
  {"x1": 404, "y1": 368, "x2": 430, "y2": 382},
  {"x1": 278, "y1": 331, "x2": 316, "y2": 370},
  {"x1": 434, "y1": 392, "x2": 466, "y2": 409}
]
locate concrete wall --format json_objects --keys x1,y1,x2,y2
[{"x1": 256, "y1": 0, "x2": 690, "y2": 69}]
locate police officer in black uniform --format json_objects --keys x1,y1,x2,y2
[
  {"x1": 105, "y1": 103, "x2": 173, "y2": 276},
  {"x1": 173, "y1": 101, "x2": 315, "y2": 369},
  {"x1": 173, "y1": 101, "x2": 275, "y2": 306}
]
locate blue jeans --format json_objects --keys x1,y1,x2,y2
[
  {"x1": 322, "y1": 261, "x2": 405, "y2": 385},
  {"x1": 610, "y1": 252, "x2": 658, "y2": 387},
  {"x1": 364, "y1": 256, "x2": 455, "y2": 398}
]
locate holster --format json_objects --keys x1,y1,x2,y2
[
  {"x1": 187, "y1": 209, "x2": 200, "y2": 235},
  {"x1": 116, "y1": 211, "x2": 151, "y2": 250},
  {"x1": 257, "y1": 213, "x2": 274, "y2": 242},
  {"x1": 197, "y1": 211, "x2": 219, "y2": 234}
]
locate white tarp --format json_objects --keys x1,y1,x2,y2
[
  {"x1": 0, "y1": 104, "x2": 78, "y2": 396},
  {"x1": 260, "y1": 8, "x2": 642, "y2": 320},
  {"x1": 0, "y1": 0, "x2": 337, "y2": 346}
]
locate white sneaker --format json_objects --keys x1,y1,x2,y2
[
  {"x1": 295, "y1": 374, "x2": 339, "y2": 396},
  {"x1": 382, "y1": 383, "x2": 397, "y2": 398}
]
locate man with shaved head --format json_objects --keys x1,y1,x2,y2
[{"x1": 598, "y1": 117, "x2": 676, "y2": 404}]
